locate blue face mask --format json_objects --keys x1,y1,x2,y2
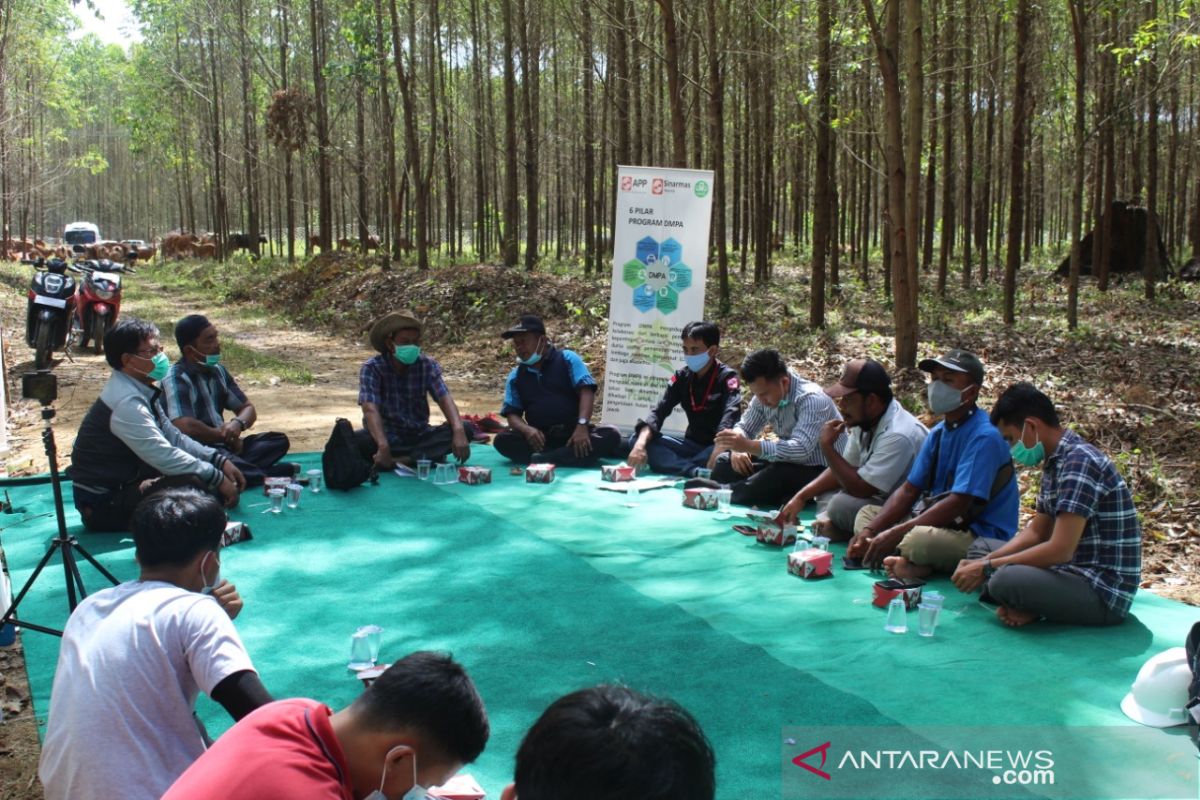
[
  {"x1": 927, "y1": 380, "x2": 966, "y2": 415},
  {"x1": 134, "y1": 351, "x2": 170, "y2": 382},
  {"x1": 394, "y1": 344, "x2": 420, "y2": 365},
  {"x1": 684, "y1": 351, "x2": 711, "y2": 373},
  {"x1": 518, "y1": 339, "x2": 545, "y2": 366},
  {"x1": 1011, "y1": 422, "x2": 1046, "y2": 467},
  {"x1": 190, "y1": 345, "x2": 222, "y2": 368}
]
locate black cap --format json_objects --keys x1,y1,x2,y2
[
  {"x1": 824, "y1": 359, "x2": 891, "y2": 399},
  {"x1": 918, "y1": 349, "x2": 985, "y2": 385},
  {"x1": 175, "y1": 314, "x2": 213, "y2": 351},
  {"x1": 501, "y1": 314, "x2": 546, "y2": 339}
]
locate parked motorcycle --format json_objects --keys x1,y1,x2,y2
[
  {"x1": 21, "y1": 257, "x2": 78, "y2": 369},
  {"x1": 72, "y1": 258, "x2": 132, "y2": 354}
]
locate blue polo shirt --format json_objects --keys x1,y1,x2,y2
[
  {"x1": 501, "y1": 347, "x2": 596, "y2": 431},
  {"x1": 907, "y1": 407, "x2": 1019, "y2": 540}
]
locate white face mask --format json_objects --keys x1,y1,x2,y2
[
  {"x1": 364, "y1": 748, "x2": 432, "y2": 800},
  {"x1": 198, "y1": 551, "x2": 221, "y2": 595}
]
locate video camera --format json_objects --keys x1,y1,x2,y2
[{"x1": 22, "y1": 370, "x2": 58, "y2": 406}]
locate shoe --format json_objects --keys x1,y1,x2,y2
[
  {"x1": 683, "y1": 477, "x2": 720, "y2": 490},
  {"x1": 477, "y1": 413, "x2": 506, "y2": 433}
]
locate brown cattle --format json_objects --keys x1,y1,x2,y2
[
  {"x1": 365, "y1": 234, "x2": 381, "y2": 252},
  {"x1": 195, "y1": 242, "x2": 218, "y2": 258},
  {"x1": 136, "y1": 246, "x2": 155, "y2": 261}
]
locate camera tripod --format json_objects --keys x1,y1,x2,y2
[{"x1": 1, "y1": 405, "x2": 118, "y2": 637}]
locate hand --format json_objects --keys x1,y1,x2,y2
[
  {"x1": 222, "y1": 460, "x2": 247, "y2": 492},
  {"x1": 818, "y1": 419, "x2": 846, "y2": 453},
  {"x1": 210, "y1": 579, "x2": 243, "y2": 620},
  {"x1": 373, "y1": 446, "x2": 396, "y2": 471},
  {"x1": 217, "y1": 477, "x2": 240, "y2": 509},
  {"x1": 951, "y1": 559, "x2": 988, "y2": 593},
  {"x1": 451, "y1": 427, "x2": 471, "y2": 463},
  {"x1": 863, "y1": 527, "x2": 906, "y2": 568},
  {"x1": 714, "y1": 429, "x2": 750, "y2": 453},
  {"x1": 220, "y1": 420, "x2": 243, "y2": 447},
  {"x1": 228, "y1": 435, "x2": 245, "y2": 455},
  {"x1": 776, "y1": 493, "x2": 805, "y2": 526},
  {"x1": 627, "y1": 444, "x2": 648, "y2": 468},
  {"x1": 846, "y1": 533, "x2": 870, "y2": 559},
  {"x1": 568, "y1": 424, "x2": 593, "y2": 458},
  {"x1": 522, "y1": 425, "x2": 546, "y2": 453},
  {"x1": 729, "y1": 451, "x2": 754, "y2": 476}
]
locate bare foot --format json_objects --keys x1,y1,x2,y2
[
  {"x1": 883, "y1": 556, "x2": 929, "y2": 580},
  {"x1": 997, "y1": 606, "x2": 1040, "y2": 627}
]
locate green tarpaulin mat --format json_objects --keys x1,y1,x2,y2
[{"x1": 1, "y1": 448, "x2": 1196, "y2": 797}]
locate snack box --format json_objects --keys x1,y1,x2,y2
[
  {"x1": 601, "y1": 464, "x2": 638, "y2": 482},
  {"x1": 219, "y1": 521, "x2": 253, "y2": 548},
  {"x1": 788, "y1": 547, "x2": 833, "y2": 578},
  {"x1": 458, "y1": 466, "x2": 492, "y2": 485},
  {"x1": 682, "y1": 487, "x2": 718, "y2": 510},
  {"x1": 430, "y1": 775, "x2": 486, "y2": 800},
  {"x1": 263, "y1": 476, "x2": 291, "y2": 496},
  {"x1": 526, "y1": 463, "x2": 556, "y2": 483},
  {"x1": 872, "y1": 578, "x2": 926, "y2": 610},
  {"x1": 755, "y1": 523, "x2": 798, "y2": 547}
]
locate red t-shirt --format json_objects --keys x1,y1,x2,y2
[{"x1": 162, "y1": 699, "x2": 353, "y2": 800}]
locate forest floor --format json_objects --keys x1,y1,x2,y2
[{"x1": 1, "y1": 249, "x2": 1198, "y2": 796}]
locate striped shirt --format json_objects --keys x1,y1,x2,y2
[
  {"x1": 1036, "y1": 428, "x2": 1142, "y2": 616},
  {"x1": 734, "y1": 371, "x2": 845, "y2": 465},
  {"x1": 162, "y1": 360, "x2": 248, "y2": 428}
]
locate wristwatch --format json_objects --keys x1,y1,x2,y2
[
  {"x1": 982, "y1": 559, "x2": 995, "y2": 578},
  {"x1": 576, "y1": 417, "x2": 589, "y2": 426}
]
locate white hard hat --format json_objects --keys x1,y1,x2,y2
[{"x1": 1120, "y1": 647, "x2": 1192, "y2": 728}]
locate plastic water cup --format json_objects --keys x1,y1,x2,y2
[
  {"x1": 268, "y1": 487, "x2": 285, "y2": 513},
  {"x1": 307, "y1": 469, "x2": 323, "y2": 493},
  {"x1": 348, "y1": 630, "x2": 374, "y2": 670},
  {"x1": 625, "y1": 482, "x2": 640, "y2": 507},
  {"x1": 435, "y1": 463, "x2": 456, "y2": 484},
  {"x1": 715, "y1": 487, "x2": 733, "y2": 517},
  {"x1": 885, "y1": 596, "x2": 908, "y2": 634},
  {"x1": 286, "y1": 483, "x2": 302, "y2": 509},
  {"x1": 358, "y1": 625, "x2": 384, "y2": 662},
  {"x1": 923, "y1": 591, "x2": 945, "y2": 609},
  {"x1": 918, "y1": 604, "x2": 941, "y2": 637},
  {"x1": 695, "y1": 468, "x2": 713, "y2": 481},
  {"x1": 812, "y1": 536, "x2": 830, "y2": 552},
  {"x1": 417, "y1": 458, "x2": 432, "y2": 481}
]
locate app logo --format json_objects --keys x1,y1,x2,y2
[
  {"x1": 652, "y1": 177, "x2": 665, "y2": 195},
  {"x1": 792, "y1": 741, "x2": 832, "y2": 781}
]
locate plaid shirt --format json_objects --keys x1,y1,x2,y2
[
  {"x1": 358, "y1": 354, "x2": 449, "y2": 442},
  {"x1": 1036, "y1": 428, "x2": 1142, "y2": 616},
  {"x1": 162, "y1": 360, "x2": 248, "y2": 428},
  {"x1": 734, "y1": 370, "x2": 845, "y2": 465}
]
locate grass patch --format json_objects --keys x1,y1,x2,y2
[{"x1": 217, "y1": 340, "x2": 313, "y2": 385}]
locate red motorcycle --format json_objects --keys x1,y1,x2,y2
[{"x1": 71, "y1": 259, "x2": 133, "y2": 355}]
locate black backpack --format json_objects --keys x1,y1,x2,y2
[
  {"x1": 1186, "y1": 621, "x2": 1200, "y2": 736},
  {"x1": 322, "y1": 418, "x2": 378, "y2": 490}
]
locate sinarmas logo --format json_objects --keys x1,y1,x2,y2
[{"x1": 792, "y1": 741, "x2": 832, "y2": 781}]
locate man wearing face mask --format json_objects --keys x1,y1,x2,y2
[
  {"x1": 492, "y1": 314, "x2": 622, "y2": 465},
  {"x1": 777, "y1": 359, "x2": 928, "y2": 538},
  {"x1": 162, "y1": 651, "x2": 489, "y2": 800},
  {"x1": 163, "y1": 314, "x2": 293, "y2": 487},
  {"x1": 39, "y1": 489, "x2": 271, "y2": 800},
  {"x1": 849, "y1": 349, "x2": 1019, "y2": 577},
  {"x1": 949, "y1": 383, "x2": 1141, "y2": 627},
  {"x1": 708, "y1": 348, "x2": 847, "y2": 508},
  {"x1": 355, "y1": 311, "x2": 477, "y2": 469},
  {"x1": 625, "y1": 321, "x2": 742, "y2": 477},
  {"x1": 68, "y1": 318, "x2": 246, "y2": 532}
]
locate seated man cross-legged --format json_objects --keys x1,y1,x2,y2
[
  {"x1": 951, "y1": 383, "x2": 1142, "y2": 627},
  {"x1": 850, "y1": 349, "x2": 1019, "y2": 577},
  {"x1": 626, "y1": 320, "x2": 742, "y2": 477},
  {"x1": 356, "y1": 310, "x2": 477, "y2": 469},
  {"x1": 39, "y1": 488, "x2": 271, "y2": 800},
  {"x1": 778, "y1": 359, "x2": 927, "y2": 538},
  {"x1": 492, "y1": 314, "x2": 621, "y2": 465},
  {"x1": 709, "y1": 348, "x2": 846, "y2": 508},
  {"x1": 163, "y1": 314, "x2": 293, "y2": 487}
]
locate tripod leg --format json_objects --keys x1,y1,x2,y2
[
  {"x1": 0, "y1": 540, "x2": 62, "y2": 629},
  {"x1": 69, "y1": 539, "x2": 120, "y2": 587},
  {"x1": 59, "y1": 544, "x2": 89, "y2": 612}
]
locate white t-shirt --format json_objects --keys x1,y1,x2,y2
[
  {"x1": 38, "y1": 580, "x2": 256, "y2": 800},
  {"x1": 842, "y1": 398, "x2": 929, "y2": 494}
]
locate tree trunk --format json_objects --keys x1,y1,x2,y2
[
  {"x1": 501, "y1": 0, "x2": 520, "y2": 266},
  {"x1": 309, "y1": 0, "x2": 332, "y2": 251},
  {"x1": 1067, "y1": 0, "x2": 1087, "y2": 330},
  {"x1": 707, "y1": 0, "x2": 730, "y2": 313},
  {"x1": 389, "y1": 0, "x2": 430, "y2": 269},
  {"x1": 518, "y1": 0, "x2": 539, "y2": 270},
  {"x1": 1002, "y1": 0, "x2": 1031, "y2": 325},
  {"x1": 1143, "y1": 0, "x2": 1159, "y2": 298},
  {"x1": 656, "y1": 0, "x2": 687, "y2": 168},
  {"x1": 810, "y1": 0, "x2": 832, "y2": 328}
]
